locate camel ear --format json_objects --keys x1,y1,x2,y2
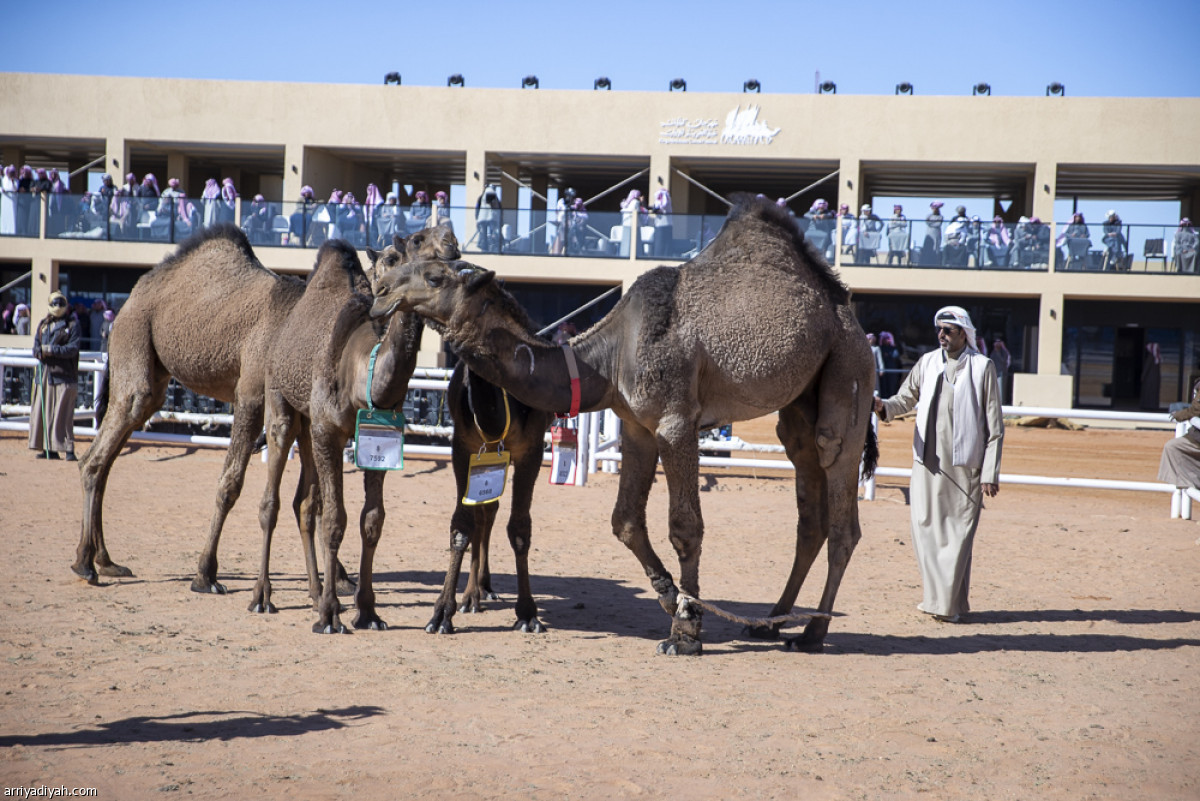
[
  {"x1": 428, "y1": 225, "x2": 461, "y2": 260},
  {"x1": 466, "y1": 269, "x2": 495, "y2": 293},
  {"x1": 392, "y1": 233, "x2": 406, "y2": 255},
  {"x1": 365, "y1": 247, "x2": 380, "y2": 267}
]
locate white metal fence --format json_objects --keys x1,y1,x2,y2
[{"x1": 2, "y1": 354, "x2": 1193, "y2": 519}]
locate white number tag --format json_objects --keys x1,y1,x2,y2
[
  {"x1": 355, "y1": 409, "x2": 406, "y2": 471},
  {"x1": 549, "y1": 426, "x2": 578, "y2": 485},
  {"x1": 463, "y1": 449, "x2": 510, "y2": 505}
]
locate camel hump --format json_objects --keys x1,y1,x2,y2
[
  {"x1": 159, "y1": 223, "x2": 260, "y2": 272},
  {"x1": 307, "y1": 239, "x2": 371, "y2": 295}
]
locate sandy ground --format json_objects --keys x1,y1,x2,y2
[{"x1": 0, "y1": 418, "x2": 1198, "y2": 800}]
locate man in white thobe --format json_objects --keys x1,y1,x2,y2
[{"x1": 873, "y1": 306, "x2": 1004, "y2": 622}]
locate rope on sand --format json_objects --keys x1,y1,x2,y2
[{"x1": 681, "y1": 596, "x2": 831, "y2": 628}]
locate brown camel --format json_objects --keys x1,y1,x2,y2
[
  {"x1": 371, "y1": 196, "x2": 879, "y2": 654},
  {"x1": 73, "y1": 225, "x2": 357, "y2": 593},
  {"x1": 425, "y1": 362, "x2": 553, "y2": 635},
  {"x1": 251, "y1": 228, "x2": 457, "y2": 633}
]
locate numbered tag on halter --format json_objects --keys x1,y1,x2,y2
[
  {"x1": 549, "y1": 424, "x2": 578, "y2": 485},
  {"x1": 463, "y1": 447, "x2": 510, "y2": 505},
  {"x1": 354, "y1": 409, "x2": 406, "y2": 471}
]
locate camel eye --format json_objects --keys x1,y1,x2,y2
[{"x1": 425, "y1": 272, "x2": 444, "y2": 288}]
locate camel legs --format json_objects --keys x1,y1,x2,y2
[
  {"x1": 608, "y1": 421, "x2": 686, "y2": 648},
  {"x1": 74, "y1": 366, "x2": 169, "y2": 582},
  {"x1": 311, "y1": 424, "x2": 350, "y2": 634},
  {"x1": 501, "y1": 442, "x2": 547, "y2": 632},
  {"x1": 191, "y1": 394, "x2": 264, "y2": 594},
  {"x1": 249, "y1": 398, "x2": 301, "y2": 613},
  {"x1": 763, "y1": 387, "x2": 868, "y2": 652},
  {"x1": 291, "y1": 423, "x2": 323, "y2": 606},
  {"x1": 654, "y1": 415, "x2": 706, "y2": 656},
  {"x1": 460, "y1": 503, "x2": 499, "y2": 613},
  {"x1": 351, "y1": 469, "x2": 388, "y2": 630}
]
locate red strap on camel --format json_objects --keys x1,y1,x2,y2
[{"x1": 561, "y1": 344, "x2": 581, "y2": 418}]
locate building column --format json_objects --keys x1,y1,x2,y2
[
  {"x1": 282, "y1": 144, "x2": 304, "y2": 204},
  {"x1": 166, "y1": 152, "x2": 190, "y2": 194},
  {"x1": 530, "y1": 173, "x2": 548, "y2": 255},
  {"x1": 31, "y1": 255, "x2": 58, "y2": 322},
  {"x1": 1033, "y1": 160, "x2": 1058, "y2": 271},
  {"x1": 835, "y1": 157, "x2": 862, "y2": 269},
  {"x1": 465, "y1": 149, "x2": 488, "y2": 251},
  {"x1": 1012, "y1": 289, "x2": 1073, "y2": 408},
  {"x1": 105, "y1": 137, "x2": 129, "y2": 184}
]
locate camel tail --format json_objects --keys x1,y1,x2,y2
[{"x1": 860, "y1": 422, "x2": 879, "y2": 481}]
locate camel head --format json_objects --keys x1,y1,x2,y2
[
  {"x1": 370, "y1": 257, "x2": 493, "y2": 330},
  {"x1": 364, "y1": 226, "x2": 461, "y2": 293}
]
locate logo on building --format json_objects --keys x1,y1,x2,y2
[{"x1": 720, "y1": 105, "x2": 780, "y2": 145}]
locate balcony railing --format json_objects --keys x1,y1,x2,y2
[{"x1": 4, "y1": 192, "x2": 1195, "y2": 275}]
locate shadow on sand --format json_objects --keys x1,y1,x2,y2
[{"x1": 0, "y1": 706, "x2": 385, "y2": 749}]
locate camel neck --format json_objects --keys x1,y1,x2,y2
[
  {"x1": 449, "y1": 325, "x2": 612, "y2": 415},
  {"x1": 362, "y1": 313, "x2": 423, "y2": 410}
]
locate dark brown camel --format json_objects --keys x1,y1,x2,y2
[
  {"x1": 372, "y1": 196, "x2": 878, "y2": 654},
  {"x1": 425, "y1": 361, "x2": 553, "y2": 635},
  {"x1": 251, "y1": 229, "x2": 456, "y2": 633},
  {"x1": 73, "y1": 225, "x2": 355, "y2": 593}
]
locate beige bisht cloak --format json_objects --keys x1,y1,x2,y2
[
  {"x1": 880, "y1": 346, "x2": 1004, "y2": 618},
  {"x1": 1158, "y1": 380, "x2": 1200, "y2": 490}
]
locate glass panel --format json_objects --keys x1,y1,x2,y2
[{"x1": 1, "y1": 191, "x2": 41, "y2": 238}]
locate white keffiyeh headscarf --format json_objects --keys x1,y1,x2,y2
[{"x1": 934, "y1": 305, "x2": 976, "y2": 347}]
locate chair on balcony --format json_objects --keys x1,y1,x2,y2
[
  {"x1": 1064, "y1": 237, "x2": 1091, "y2": 270},
  {"x1": 270, "y1": 215, "x2": 290, "y2": 244},
  {"x1": 1143, "y1": 238, "x2": 1167, "y2": 271}
]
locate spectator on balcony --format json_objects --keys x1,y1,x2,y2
[
  {"x1": 551, "y1": 187, "x2": 577, "y2": 255},
  {"x1": 856, "y1": 204, "x2": 883, "y2": 263},
  {"x1": 289, "y1": 185, "x2": 315, "y2": 245},
  {"x1": 920, "y1": 201, "x2": 944, "y2": 265},
  {"x1": 109, "y1": 187, "x2": 136, "y2": 239},
  {"x1": 804, "y1": 198, "x2": 834, "y2": 257},
  {"x1": 16, "y1": 165, "x2": 35, "y2": 236},
  {"x1": 983, "y1": 216, "x2": 1011, "y2": 267},
  {"x1": 45, "y1": 169, "x2": 70, "y2": 237},
  {"x1": 886, "y1": 205, "x2": 909, "y2": 265},
  {"x1": 29, "y1": 291, "x2": 81, "y2": 461},
  {"x1": 97, "y1": 173, "x2": 116, "y2": 207},
  {"x1": 1016, "y1": 216, "x2": 1050, "y2": 268},
  {"x1": 137, "y1": 174, "x2": 160, "y2": 217},
  {"x1": 475, "y1": 184, "x2": 502, "y2": 253},
  {"x1": 1102, "y1": 210, "x2": 1127, "y2": 270},
  {"x1": 1172, "y1": 218, "x2": 1197, "y2": 273},
  {"x1": 837, "y1": 203, "x2": 857, "y2": 259},
  {"x1": 242, "y1": 194, "x2": 272, "y2": 245},
  {"x1": 363, "y1": 183, "x2": 384, "y2": 248},
  {"x1": 219, "y1": 178, "x2": 238, "y2": 224},
  {"x1": 120, "y1": 172, "x2": 137, "y2": 195},
  {"x1": 651, "y1": 188, "x2": 673, "y2": 257},
  {"x1": 158, "y1": 177, "x2": 182, "y2": 213},
  {"x1": 376, "y1": 191, "x2": 404, "y2": 247},
  {"x1": 1060, "y1": 212, "x2": 1091, "y2": 269},
  {"x1": 334, "y1": 191, "x2": 361, "y2": 245},
  {"x1": 1158, "y1": 377, "x2": 1200, "y2": 495},
  {"x1": 964, "y1": 216, "x2": 984, "y2": 265},
  {"x1": 569, "y1": 197, "x2": 589, "y2": 254},
  {"x1": 0, "y1": 165, "x2": 17, "y2": 235},
  {"x1": 407, "y1": 190, "x2": 430, "y2": 235},
  {"x1": 429, "y1": 190, "x2": 451, "y2": 233},
  {"x1": 201, "y1": 178, "x2": 220, "y2": 227}
]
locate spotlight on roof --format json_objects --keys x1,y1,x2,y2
[
  {"x1": 1046, "y1": 82, "x2": 1065, "y2": 96},
  {"x1": 819, "y1": 80, "x2": 837, "y2": 94},
  {"x1": 743, "y1": 79, "x2": 761, "y2": 93},
  {"x1": 522, "y1": 75, "x2": 539, "y2": 89},
  {"x1": 447, "y1": 74, "x2": 465, "y2": 87},
  {"x1": 895, "y1": 82, "x2": 913, "y2": 95},
  {"x1": 669, "y1": 78, "x2": 687, "y2": 92},
  {"x1": 594, "y1": 76, "x2": 611, "y2": 90},
  {"x1": 972, "y1": 82, "x2": 991, "y2": 96},
  {"x1": 384, "y1": 72, "x2": 401, "y2": 86}
]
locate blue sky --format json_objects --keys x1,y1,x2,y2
[{"x1": 4, "y1": 0, "x2": 1198, "y2": 97}]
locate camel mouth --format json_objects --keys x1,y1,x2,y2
[{"x1": 369, "y1": 294, "x2": 408, "y2": 320}]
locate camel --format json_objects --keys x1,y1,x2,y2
[
  {"x1": 251, "y1": 228, "x2": 458, "y2": 633},
  {"x1": 425, "y1": 362, "x2": 553, "y2": 635},
  {"x1": 371, "y1": 196, "x2": 879, "y2": 654},
  {"x1": 73, "y1": 224, "x2": 358, "y2": 594}
]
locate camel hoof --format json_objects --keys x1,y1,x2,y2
[
  {"x1": 783, "y1": 634, "x2": 825, "y2": 653},
  {"x1": 483, "y1": 591, "x2": 499, "y2": 602},
  {"x1": 97, "y1": 563, "x2": 133, "y2": 578},
  {"x1": 71, "y1": 564, "x2": 99, "y2": 585},
  {"x1": 425, "y1": 621, "x2": 455, "y2": 635},
  {"x1": 190, "y1": 577, "x2": 227, "y2": 595},
  {"x1": 458, "y1": 599, "x2": 481, "y2": 614},
  {"x1": 313, "y1": 622, "x2": 349, "y2": 634},
  {"x1": 656, "y1": 636, "x2": 702, "y2": 656},
  {"x1": 515, "y1": 617, "x2": 546, "y2": 634},
  {"x1": 747, "y1": 624, "x2": 780, "y2": 641},
  {"x1": 354, "y1": 616, "x2": 388, "y2": 631},
  {"x1": 248, "y1": 601, "x2": 277, "y2": 614}
]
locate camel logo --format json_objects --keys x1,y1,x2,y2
[{"x1": 720, "y1": 105, "x2": 780, "y2": 145}]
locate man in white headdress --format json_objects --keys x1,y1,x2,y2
[{"x1": 873, "y1": 305, "x2": 1004, "y2": 622}]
